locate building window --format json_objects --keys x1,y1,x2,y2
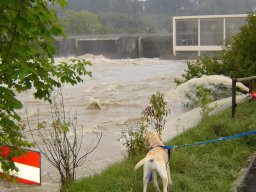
[
  {"x1": 176, "y1": 19, "x2": 198, "y2": 46},
  {"x1": 225, "y1": 17, "x2": 246, "y2": 40},
  {"x1": 200, "y1": 18, "x2": 223, "y2": 46}
]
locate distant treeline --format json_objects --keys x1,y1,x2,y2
[{"x1": 60, "y1": 0, "x2": 256, "y2": 35}]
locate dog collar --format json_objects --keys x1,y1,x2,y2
[
  {"x1": 147, "y1": 144, "x2": 162, "y2": 151},
  {"x1": 148, "y1": 144, "x2": 172, "y2": 162}
]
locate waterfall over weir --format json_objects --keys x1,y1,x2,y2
[
  {"x1": 55, "y1": 38, "x2": 79, "y2": 57},
  {"x1": 55, "y1": 34, "x2": 173, "y2": 58},
  {"x1": 116, "y1": 36, "x2": 139, "y2": 58}
]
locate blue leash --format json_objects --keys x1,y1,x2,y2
[{"x1": 161, "y1": 130, "x2": 256, "y2": 151}]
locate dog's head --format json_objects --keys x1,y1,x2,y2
[{"x1": 144, "y1": 131, "x2": 163, "y2": 147}]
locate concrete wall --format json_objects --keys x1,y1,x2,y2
[
  {"x1": 141, "y1": 36, "x2": 172, "y2": 58},
  {"x1": 55, "y1": 35, "x2": 173, "y2": 58},
  {"x1": 79, "y1": 39, "x2": 118, "y2": 58}
]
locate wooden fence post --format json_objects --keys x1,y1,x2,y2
[{"x1": 232, "y1": 78, "x2": 237, "y2": 118}]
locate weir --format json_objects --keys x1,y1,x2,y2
[
  {"x1": 55, "y1": 38, "x2": 79, "y2": 57},
  {"x1": 55, "y1": 34, "x2": 173, "y2": 58},
  {"x1": 116, "y1": 36, "x2": 138, "y2": 58}
]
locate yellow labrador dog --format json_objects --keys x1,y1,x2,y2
[{"x1": 134, "y1": 131, "x2": 172, "y2": 192}]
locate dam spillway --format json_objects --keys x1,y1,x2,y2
[{"x1": 55, "y1": 34, "x2": 173, "y2": 58}]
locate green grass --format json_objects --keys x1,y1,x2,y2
[{"x1": 64, "y1": 101, "x2": 256, "y2": 192}]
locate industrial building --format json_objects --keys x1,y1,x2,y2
[{"x1": 173, "y1": 14, "x2": 247, "y2": 56}]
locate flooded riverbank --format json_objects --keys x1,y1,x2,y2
[
  {"x1": 1, "y1": 55, "x2": 248, "y2": 192},
  {"x1": 0, "y1": 55, "x2": 187, "y2": 191}
]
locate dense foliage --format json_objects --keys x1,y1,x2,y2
[
  {"x1": 61, "y1": 10, "x2": 159, "y2": 35},
  {"x1": 99, "y1": 12, "x2": 159, "y2": 34},
  {"x1": 60, "y1": 0, "x2": 256, "y2": 34},
  {"x1": 177, "y1": 13, "x2": 256, "y2": 83},
  {"x1": 222, "y1": 13, "x2": 256, "y2": 78},
  {"x1": 0, "y1": 0, "x2": 91, "y2": 174},
  {"x1": 65, "y1": 0, "x2": 256, "y2": 16},
  {"x1": 62, "y1": 10, "x2": 110, "y2": 35}
]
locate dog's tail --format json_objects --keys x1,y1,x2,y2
[
  {"x1": 134, "y1": 158, "x2": 146, "y2": 172},
  {"x1": 134, "y1": 156, "x2": 154, "y2": 172}
]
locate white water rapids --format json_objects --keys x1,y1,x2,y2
[{"x1": 0, "y1": 55, "x2": 249, "y2": 192}]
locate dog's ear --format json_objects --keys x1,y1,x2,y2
[
  {"x1": 144, "y1": 134, "x2": 149, "y2": 146},
  {"x1": 144, "y1": 132, "x2": 151, "y2": 146},
  {"x1": 158, "y1": 133, "x2": 163, "y2": 141}
]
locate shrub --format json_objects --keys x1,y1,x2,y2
[
  {"x1": 184, "y1": 86, "x2": 217, "y2": 118},
  {"x1": 119, "y1": 123, "x2": 147, "y2": 157},
  {"x1": 28, "y1": 90, "x2": 102, "y2": 189},
  {"x1": 142, "y1": 92, "x2": 170, "y2": 135},
  {"x1": 119, "y1": 92, "x2": 169, "y2": 157},
  {"x1": 175, "y1": 56, "x2": 224, "y2": 85}
]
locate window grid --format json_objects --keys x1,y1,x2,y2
[{"x1": 173, "y1": 14, "x2": 247, "y2": 56}]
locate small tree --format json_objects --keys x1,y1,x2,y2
[
  {"x1": 143, "y1": 92, "x2": 170, "y2": 135},
  {"x1": 184, "y1": 86, "x2": 216, "y2": 118},
  {"x1": 119, "y1": 92, "x2": 169, "y2": 157},
  {"x1": 28, "y1": 90, "x2": 102, "y2": 189}
]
